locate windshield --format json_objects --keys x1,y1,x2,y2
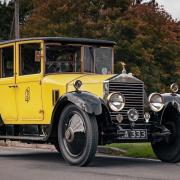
[
  {"x1": 45, "y1": 44, "x2": 113, "y2": 74},
  {"x1": 84, "y1": 47, "x2": 113, "y2": 74}
]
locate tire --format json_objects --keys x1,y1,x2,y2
[
  {"x1": 58, "y1": 104, "x2": 98, "y2": 166},
  {"x1": 151, "y1": 111, "x2": 180, "y2": 163}
]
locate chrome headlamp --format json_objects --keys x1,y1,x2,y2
[
  {"x1": 170, "y1": 83, "x2": 179, "y2": 93},
  {"x1": 73, "y1": 80, "x2": 82, "y2": 91},
  {"x1": 148, "y1": 93, "x2": 164, "y2": 112},
  {"x1": 107, "y1": 92, "x2": 125, "y2": 112},
  {"x1": 127, "y1": 108, "x2": 139, "y2": 122}
]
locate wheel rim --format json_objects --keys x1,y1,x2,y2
[{"x1": 63, "y1": 111, "x2": 86, "y2": 157}]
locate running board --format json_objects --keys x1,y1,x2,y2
[{"x1": 0, "y1": 135, "x2": 47, "y2": 141}]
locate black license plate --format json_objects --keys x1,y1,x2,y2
[{"x1": 117, "y1": 129, "x2": 148, "y2": 140}]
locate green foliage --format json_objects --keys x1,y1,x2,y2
[
  {"x1": 0, "y1": 0, "x2": 33, "y2": 39},
  {"x1": 19, "y1": 0, "x2": 33, "y2": 25},
  {"x1": 0, "y1": 1, "x2": 14, "y2": 39},
  {"x1": 108, "y1": 143, "x2": 156, "y2": 159}
]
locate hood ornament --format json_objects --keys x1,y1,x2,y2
[{"x1": 120, "y1": 61, "x2": 127, "y2": 74}]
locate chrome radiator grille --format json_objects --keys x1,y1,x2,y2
[{"x1": 109, "y1": 82, "x2": 144, "y2": 123}]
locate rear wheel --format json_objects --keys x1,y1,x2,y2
[
  {"x1": 151, "y1": 110, "x2": 180, "y2": 163},
  {"x1": 58, "y1": 104, "x2": 98, "y2": 166}
]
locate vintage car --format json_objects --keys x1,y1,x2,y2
[{"x1": 0, "y1": 37, "x2": 179, "y2": 166}]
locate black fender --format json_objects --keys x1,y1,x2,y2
[
  {"x1": 160, "y1": 93, "x2": 180, "y2": 123},
  {"x1": 162, "y1": 93, "x2": 180, "y2": 112},
  {"x1": 54, "y1": 91, "x2": 102, "y2": 116},
  {"x1": 48, "y1": 91, "x2": 103, "y2": 142}
]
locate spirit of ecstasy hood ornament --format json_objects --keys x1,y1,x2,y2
[
  {"x1": 120, "y1": 61, "x2": 127, "y2": 74},
  {"x1": 114, "y1": 61, "x2": 133, "y2": 80}
]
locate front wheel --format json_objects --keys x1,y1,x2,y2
[
  {"x1": 58, "y1": 104, "x2": 98, "y2": 166},
  {"x1": 151, "y1": 110, "x2": 180, "y2": 163}
]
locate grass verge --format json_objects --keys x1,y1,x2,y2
[{"x1": 107, "y1": 143, "x2": 157, "y2": 159}]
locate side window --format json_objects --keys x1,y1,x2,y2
[
  {"x1": 0, "y1": 46, "x2": 14, "y2": 78},
  {"x1": 19, "y1": 43, "x2": 41, "y2": 75},
  {"x1": 45, "y1": 45, "x2": 81, "y2": 73}
]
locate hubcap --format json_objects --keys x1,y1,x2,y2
[
  {"x1": 65, "y1": 127, "x2": 74, "y2": 142},
  {"x1": 63, "y1": 112, "x2": 86, "y2": 157}
]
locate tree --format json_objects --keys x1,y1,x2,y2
[
  {"x1": 0, "y1": 0, "x2": 33, "y2": 39},
  {"x1": 0, "y1": 1, "x2": 14, "y2": 39},
  {"x1": 113, "y1": 3, "x2": 180, "y2": 92},
  {"x1": 21, "y1": 0, "x2": 132, "y2": 38},
  {"x1": 18, "y1": 0, "x2": 180, "y2": 92},
  {"x1": 132, "y1": 0, "x2": 143, "y2": 5}
]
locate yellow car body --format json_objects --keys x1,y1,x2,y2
[{"x1": 0, "y1": 39, "x2": 113, "y2": 125}]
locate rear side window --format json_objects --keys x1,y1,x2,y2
[
  {"x1": 19, "y1": 43, "x2": 41, "y2": 75},
  {"x1": 0, "y1": 46, "x2": 14, "y2": 78}
]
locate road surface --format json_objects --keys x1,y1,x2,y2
[{"x1": 0, "y1": 146, "x2": 179, "y2": 180}]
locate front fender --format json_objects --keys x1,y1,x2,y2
[
  {"x1": 159, "y1": 93, "x2": 180, "y2": 124},
  {"x1": 48, "y1": 91, "x2": 102, "y2": 142},
  {"x1": 162, "y1": 93, "x2": 180, "y2": 113},
  {"x1": 57, "y1": 91, "x2": 102, "y2": 115}
]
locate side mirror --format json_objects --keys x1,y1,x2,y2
[{"x1": 35, "y1": 50, "x2": 42, "y2": 62}]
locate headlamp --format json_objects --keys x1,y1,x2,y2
[
  {"x1": 107, "y1": 92, "x2": 125, "y2": 111},
  {"x1": 148, "y1": 93, "x2": 164, "y2": 112}
]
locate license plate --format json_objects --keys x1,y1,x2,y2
[{"x1": 117, "y1": 129, "x2": 148, "y2": 140}]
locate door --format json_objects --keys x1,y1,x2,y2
[
  {"x1": 0, "y1": 44, "x2": 17, "y2": 123},
  {"x1": 16, "y1": 41, "x2": 44, "y2": 122}
]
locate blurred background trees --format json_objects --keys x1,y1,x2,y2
[
  {"x1": 0, "y1": 1, "x2": 14, "y2": 39},
  {"x1": 0, "y1": 0, "x2": 179, "y2": 92},
  {"x1": 0, "y1": 0, "x2": 33, "y2": 39}
]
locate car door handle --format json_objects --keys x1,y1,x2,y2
[{"x1": 9, "y1": 85, "x2": 18, "y2": 88}]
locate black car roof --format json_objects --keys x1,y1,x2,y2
[{"x1": 0, "y1": 37, "x2": 116, "y2": 46}]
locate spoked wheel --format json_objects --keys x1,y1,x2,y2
[
  {"x1": 151, "y1": 110, "x2": 180, "y2": 163},
  {"x1": 58, "y1": 104, "x2": 98, "y2": 166}
]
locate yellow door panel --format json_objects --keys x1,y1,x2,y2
[
  {"x1": 0, "y1": 78, "x2": 17, "y2": 122},
  {"x1": 0, "y1": 43, "x2": 17, "y2": 123},
  {"x1": 16, "y1": 75, "x2": 43, "y2": 121},
  {"x1": 15, "y1": 41, "x2": 44, "y2": 123}
]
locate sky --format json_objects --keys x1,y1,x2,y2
[
  {"x1": 1, "y1": 0, "x2": 180, "y2": 20},
  {"x1": 144, "y1": 0, "x2": 180, "y2": 20}
]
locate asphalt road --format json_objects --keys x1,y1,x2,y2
[{"x1": 0, "y1": 147, "x2": 179, "y2": 180}]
